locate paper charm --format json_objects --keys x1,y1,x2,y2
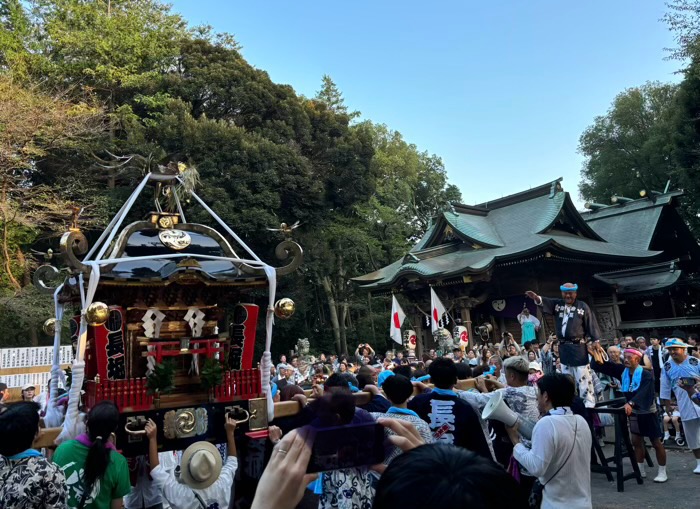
[
  {"x1": 184, "y1": 308, "x2": 206, "y2": 338},
  {"x1": 142, "y1": 309, "x2": 166, "y2": 339}
]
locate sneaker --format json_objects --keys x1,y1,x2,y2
[{"x1": 653, "y1": 471, "x2": 668, "y2": 483}]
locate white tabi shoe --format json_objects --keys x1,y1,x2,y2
[
  {"x1": 637, "y1": 464, "x2": 647, "y2": 478},
  {"x1": 653, "y1": 471, "x2": 668, "y2": 483},
  {"x1": 694, "y1": 464, "x2": 700, "y2": 475}
]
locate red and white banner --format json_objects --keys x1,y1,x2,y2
[
  {"x1": 430, "y1": 288, "x2": 447, "y2": 334},
  {"x1": 390, "y1": 295, "x2": 406, "y2": 345}
]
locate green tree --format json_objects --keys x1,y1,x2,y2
[
  {"x1": 23, "y1": 0, "x2": 187, "y2": 98},
  {"x1": 0, "y1": 0, "x2": 33, "y2": 76},
  {"x1": 314, "y1": 74, "x2": 358, "y2": 118},
  {"x1": 0, "y1": 75, "x2": 105, "y2": 345},
  {"x1": 578, "y1": 82, "x2": 680, "y2": 204},
  {"x1": 671, "y1": 58, "x2": 700, "y2": 231},
  {"x1": 663, "y1": 0, "x2": 700, "y2": 62},
  {"x1": 0, "y1": 0, "x2": 464, "y2": 358}
]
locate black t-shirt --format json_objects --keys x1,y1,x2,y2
[
  {"x1": 359, "y1": 394, "x2": 391, "y2": 413},
  {"x1": 408, "y1": 391, "x2": 491, "y2": 459},
  {"x1": 651, "y1": 349, "x2": 661, "y2": 379}
]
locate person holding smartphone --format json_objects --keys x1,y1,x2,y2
[{"x1": 678, "y1": 377, "x2": 700, "y2": 407}]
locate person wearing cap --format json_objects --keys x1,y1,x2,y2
[
  {"x1": 470, "y1": 356, "x2": 540, "y2": 433},
  {"x1": 465, "y1": 355, "x2": 540, "y2": 493},
  {"x1": 660, "y1": 333, "x2": 700, "y2": 474},
  {"x1": 528, "y1": 361, "x2": 544, "y2": 386},
  {"x1": 21, "y1": 383, "x2": 36, "y2": 401},
  {"x1": 274, "y1": 363, "x2": 292, "y2": 391},
  {"x1": 526, "y1": 283, "x2": 601, "y2": 408},
  {"x1": 145, "y1": 414, "x2": 238, "y2": 509},
  {"x1": 588, "y1": 343, "x2": 668, "y2": 482}
]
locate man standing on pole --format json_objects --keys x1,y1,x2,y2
[{"x1": 525, "y1": 283, "x2": 601, "y2": 408}]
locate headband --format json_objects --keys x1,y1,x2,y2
[
  {"x1": 560, "y1": 284, "x2": 578, "y2": 292},
  {"x1": 624, "y1": 348, "x2": 643, "y2": 359}
]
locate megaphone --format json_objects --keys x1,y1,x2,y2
[{"x1": 481, "y1": 391, "x2": 536, "y2": 440}]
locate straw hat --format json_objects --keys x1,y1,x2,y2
[
  {"x1": 180, "y1": 441, "x2": 222, "y2": 489},
  {"x1": 665, "y1": 338, "x2": 689, "y2": 349}
]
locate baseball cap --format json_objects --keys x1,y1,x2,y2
[{"x1": 528, "y1": 361, "x2": 543, "y2": 372}]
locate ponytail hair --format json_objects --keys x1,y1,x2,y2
[{"x1": 81, "y1": 401, "x2": 119, "y2": 506}]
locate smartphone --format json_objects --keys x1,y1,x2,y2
[
  {"x1": 679, "y1": 377, "x2": 698, "y2": 387},
  {"x1": 307, "y1": 422, "x2": 386, "y2": 473}
]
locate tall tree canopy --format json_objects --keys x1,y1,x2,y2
[
  {"x1": 577, "y1": 0, "x2": 700, "y2": 231},
  {"x1": 0, "y1": 0, "x2": 462, "y2": 354},
  {"x1": 578, "y1": 82, "x2": 679, "y2": 203}
]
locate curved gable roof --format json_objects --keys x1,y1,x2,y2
[{"x1": 355, "y1": 180, "x2": 662, "y2": 290}]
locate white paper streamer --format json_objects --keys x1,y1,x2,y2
[
  {"x1": 142, "y1": 308, "x2": 166, "y2": 339},
  {"x1": 44, "y1": 284, "x2": 65, "y2": 428}
]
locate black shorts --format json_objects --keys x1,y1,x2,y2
[{"x1": 629, "y1": 412, "x2": 662, "y2": 439}]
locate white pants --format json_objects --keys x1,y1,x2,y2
[
  {"x1": 684, "y1": 418, "x2": 700, "y2": 450},
  {"x1": 561, "y1": 364, "x2": 596, "y2": 408}
]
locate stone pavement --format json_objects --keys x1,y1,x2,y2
[{"x1": 591, "y1": 448, "x2": 698, "y2": 509}]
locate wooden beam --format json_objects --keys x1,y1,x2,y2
[
  {"x1": 33, "y1": 427, "x2": 62, "y2": 449},
  {"x1": 0, "y1": 364, "x2": 70, "y2": 376},
  {"x1": 32, "y1": 379, "x2": 479, "y2": 449}
]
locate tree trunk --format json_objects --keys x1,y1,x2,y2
[
  {"x1": 321, "y1": 276, "x2": 342, "y2": 355},
  {"x1": 336, "y1": 248, "x2": 349, "y2": 355},
  {"x1": 29, "y1": 327, "x2": 38, "y2": 347},
  {"x1": 340, "y1": 300, "x2": 349, "y2": 355},
  {"x1": 17, "y1": 247, "x2": 30, "y2": 287},
  {"x1": 0, "y1": 179, "x2": 20, "y2": 290}
]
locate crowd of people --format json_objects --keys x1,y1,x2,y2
[{"x1": 2, "y1": 324, "x2": 700, "y2": 508}]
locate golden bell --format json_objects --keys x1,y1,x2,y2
[
  {"x1": 43, "y1": 318, "x2": 57, "y2": 336},
  {"x1": 274, "y1": 298, "x2": 296, "y2": 320},
  {"x1": 86, "y1": 302, "x2": 109, "y2": 326}
]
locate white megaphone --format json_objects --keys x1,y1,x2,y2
[{"x1": 481, "y1": 391, "x2": 536, "y2": 440}]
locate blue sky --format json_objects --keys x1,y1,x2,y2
[{"x1": 170, "y1": 0, "x2": 681, "y2": 207}]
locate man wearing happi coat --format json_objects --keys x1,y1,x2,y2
[{"x1": 526, "y1": 283, "x2": 601, "y2": 408}]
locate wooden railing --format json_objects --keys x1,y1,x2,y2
[
  {"x1": 142, "y1": 338, "x2": 226, "y2": 364},
  {"x1": 84, "y1": 368, "x2": 261, "y2": 412},
  {"x1": 85, "y1": 378, "x2": 154, "y2": 412}
]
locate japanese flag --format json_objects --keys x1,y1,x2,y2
[
  {"x1": 390, "y1": 295, "x2": 406, "y2": 344},
  {"x1": 430, "y1": 288, "x2": 447, "y2": 334}
]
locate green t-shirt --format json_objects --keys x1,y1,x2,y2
[{"x1": 53, "y1": 439, "x2": 131, "y2": 509}]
